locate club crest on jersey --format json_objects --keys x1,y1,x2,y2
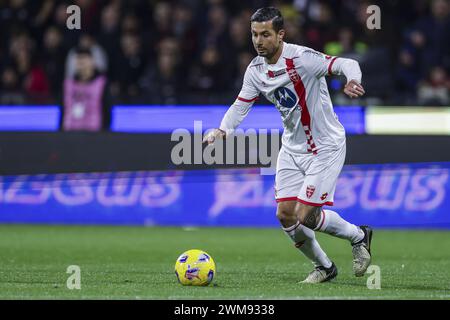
[
  {"x1": 274, "y1": 87, "x2": 297, "y2": 109},
  {"x1": 306, "y1": 185, "x2": 316, "y2": 199},
  {"x1": 287, "y1": 68, "x2": 300, "y2": 83}
]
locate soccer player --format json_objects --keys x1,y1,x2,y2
[{"x1": 203, "y1": 7, "x2": 373, "y2": 283}]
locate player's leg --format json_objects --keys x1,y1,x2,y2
[
  {"x1": 296, "y1": 145, "x2": 373, "y2": 276},
  {"x1": 297, "y1": 204, "x2": 364, "y2": 243},
  {"x1": 275, "y1": 148, "x2": 336, "y2": 283},
  {"x1": 276, "y1": 200, "x2": 332, "y2": 269},
  {"x1": 296, "y1": 203, "x2": 372, "y2": 277}
]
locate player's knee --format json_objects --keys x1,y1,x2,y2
[
  {"x1": 297, "y1": 205, "x2": 321, "y2": 230},
  {"x1": 276, "y1": 206, "x2": 297, "y2": 228}
]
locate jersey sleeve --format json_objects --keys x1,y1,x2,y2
[
  {"x1": 300, "y1": 49, "x2": 362, "y2": 83},
  {"x1": 219, "y1": 66, "x2": 260, "y2": 135},
  {"x1": 299, "y1": 49, "x2": 336, "y2": 78}
]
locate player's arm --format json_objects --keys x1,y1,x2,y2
[
  {"x1": 301, "y1": 49, "x2": 365, "y2": 99},
  {"x1": 203, "y1": 67, "x2": 260, "y2": 144}
]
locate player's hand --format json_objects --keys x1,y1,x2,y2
[
  {"x1": 202, "y1": 128, "x2": 226, "y2": 144},
  {"x1": 344, "y1": 80, "x2": 365, "y2": 99}
]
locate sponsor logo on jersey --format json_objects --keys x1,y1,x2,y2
[
  {"x1": 274, "y1": 87, "x2": 297, "y2": 109},
  {"x1": 306, "y1": 185, "x2": 316, "y2": 199},
  {"x1": 320, "y1": 192, "x2": 328, "y2": 200},
  {"x1": 267, "y1": 69, "x2": 286, "y2": 78}
]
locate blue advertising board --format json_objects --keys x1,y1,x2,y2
[
  {"x1": 0, "y1": 104, "x2": 365, "y2": 134},
  {"x1": 0, "y1": 106, "x2": 60, "y2": 131},
  {"x1": 0, "y1": 162, "x2": 449, "y2": 228},
  {"x1": 111, "y1": 105, "x2": 365, "y2": 135}
]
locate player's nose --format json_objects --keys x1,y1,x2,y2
[{"x1": 254, "y1": 36, "x2": 263, "y2": 45}]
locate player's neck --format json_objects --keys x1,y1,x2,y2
[{"x1": 265, "y1": 42, "x2": 284, "y2": 65}]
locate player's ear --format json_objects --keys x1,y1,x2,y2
[{"x1": 278, "y1": 29, "x2": 285, "y2": 42}]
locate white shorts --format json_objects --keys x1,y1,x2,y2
[{"x1": 274, "y1": 145, "x2": 346, "y2": 206}]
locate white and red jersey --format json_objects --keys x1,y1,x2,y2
[{"x1": 220, "y1": 42, "x2": 362, "y2": 155}]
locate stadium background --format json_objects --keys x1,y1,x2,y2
[{"x1": 0, "y1": 0, "x2": 449, "y2": 299}]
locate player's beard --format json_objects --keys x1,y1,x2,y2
[
  {"x1": 257, "y1": 44, "x2": 277, "y2": 59},
  {"x1": 261, "y1": 44, "x2": 280, "y2": 62}
]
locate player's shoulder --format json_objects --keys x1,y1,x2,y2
[
  {"x1": 245, "y1": 56, "x2": 265, "y2": 75},
  {"x1": 284, "y1": 42, "x2": 323, "y2": 60},
  {"x1": 248, "y1": 56, "x2": 264, "y2": 69}
]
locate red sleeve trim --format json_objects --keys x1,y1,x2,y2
[
  {"x1": 237, "y1": 96, "x2": 258, "y2": 103},
  {"x1": 328, "y1": 57, "x2": 338, "y2": 75}
]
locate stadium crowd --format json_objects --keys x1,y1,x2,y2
[{"x1": 0, "y1": 0, "x2": 449, "y2": 129}]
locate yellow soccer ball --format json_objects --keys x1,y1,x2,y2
[{"x1": 175, "y1": 249, "x2": 216, "y2": 286}]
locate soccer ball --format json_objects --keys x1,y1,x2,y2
[{"x1": 175, "y1": 249, "x2": 216, "y2": 286}]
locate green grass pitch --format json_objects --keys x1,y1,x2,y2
[{"x1": 0, "y1": 224, "x2": 449, "y2": 299}]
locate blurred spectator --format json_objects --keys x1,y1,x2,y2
[
  {"x1": 188, "y1": 45, "x2": 232, "y2": 96},
  {"x1": 150, "y1": 1, "x2": 173, "y2": 43},
  {"x1": 302, "y1": 1, "x2": 337, "y2": 51},
  {"x1": 173, "y1": 3, "x2": 199, "y2": 63},
  {"x1": 63, "y1": 47, "x2": 108, "y2": 131},
  {"x1": 408, "y1": 0, "x2": 450, "y2": 76},
  {"x1": 33, "y1": 0, "x2": 55, "y2": 29},
  {"x1": 41, "y1": 26, "x2": 66, "y2": 101},
  {"x1": 139, "y1": 37, "x2": 182, "y2": 105},
  {"x1": 65, "y1": 33, "x2": 108, "y2": 79},
  {"x1": 97, "y1": 3, "x2": 121, "y2": 57},
  {"x1": 110, "y1": 32, "x2": 146, "y2": 102},
  {"x1": 395, "y1": 0, "x2": 450, "y2": 102},
  {"x1": 0, "y1": 0, "x2": 32, "y2": 41},
  {"x1": 396, "y1": 48, "x2": 421, "y2": 99},
  {"x1": 0, "y1": 0, "x2": 448, "y2": 113},
  {"x1": 50, "y1": 1, "x2": 80, "y2": 49},
  {"x1": 232, "y1": 51, "x2": 253, "y2": 92},
  {"x1": 283, "y1": 14, "x2": 304, "y2": 45},
  {"x1": 418, "y1": 66, "x2": 450, "y2": 105},
  {"x1": 72, "y1": 0, "x2": 103, "y2": 32},
  {"x1": 228, "y1": 16, "x2": 252, "y2": 54},
  {"x1": 0, "y1": 66, "x2": 26, "y2": 104},
  {"x1": 324, "y1": 27, "x2": 367, "y2": 58},
  {"x1": 9, "y1": 31, "x2": 50, "y2": 103},
  {"x1": 121, "y1": 11, "x2": 141, "y2": 34},
  {"x1": 203, "y1": 4, "x2": 230, "y2": 51}
]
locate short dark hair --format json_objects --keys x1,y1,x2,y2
[
  {"x1": 74, "y1": 46, "x2": 92, "y2": 56},
  {"x1": 250, "y1": 7, "x2": 284, "y2": 33}
]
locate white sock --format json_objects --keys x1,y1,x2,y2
[
  {"x1": 315, "y1": 209, "x2": 364, "y2": 244},
  {"x1": 283, "y1": 221, "x2": 332, "y2": 268}
]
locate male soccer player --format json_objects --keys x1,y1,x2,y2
[{"x1": 203, "y1": 7, "x2": 372, "y2": 283}]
